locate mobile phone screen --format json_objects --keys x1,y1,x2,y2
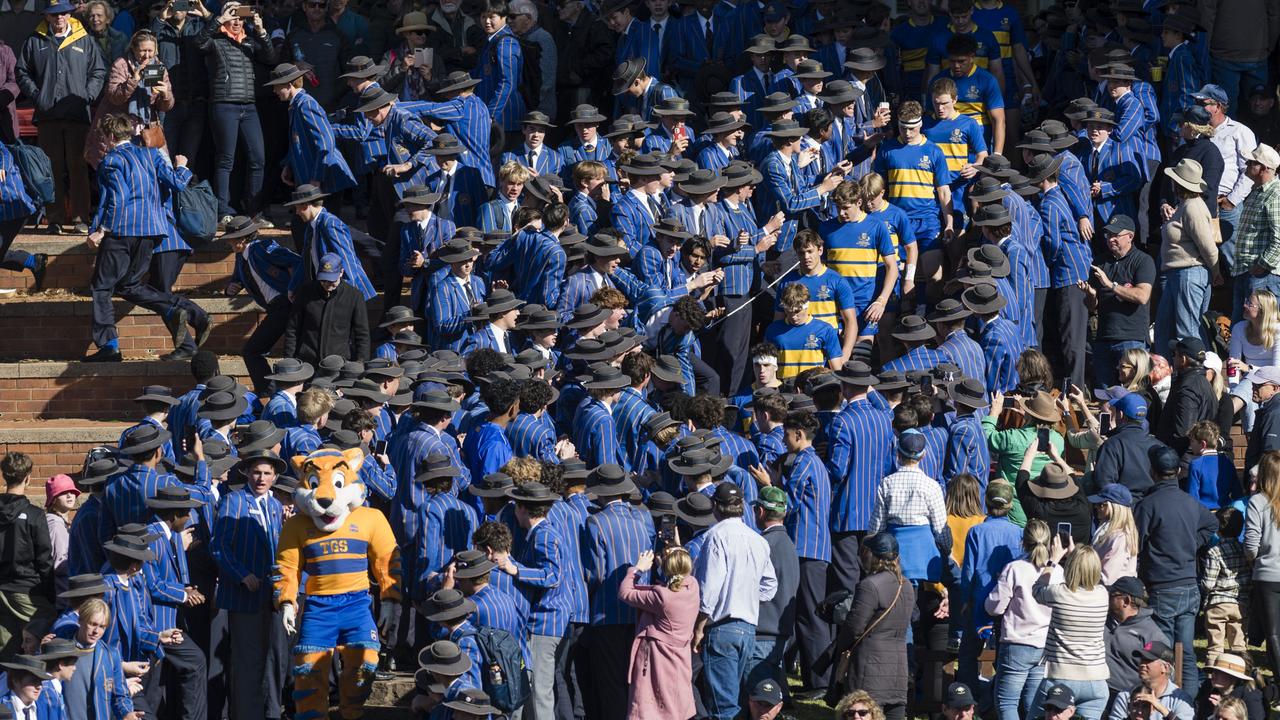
[
  {"x1": 1057, "y1": 522, "x2": 1072, "y2": 547},
  {"x1": 1037, "y1": 427, "x2": 1051, "y2": 452}
]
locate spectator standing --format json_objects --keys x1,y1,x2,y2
[
  {"x1": 84, "y1": 1, "x2": 126, "y2": 62},
  {"x1": 0, "y1": 38, "x2": 20, "y2": 145},
  {"x1": 1154, "y1": 160, "x2": 1219, "y2": 354},
  {"x1": 84, "y1": 29, "x2": 176, "y2": 169},
  {"x1": 44, "y1": 474, "x2": 78, "y2": 603},
  {"x1": 1196, "y1": 83, "x2": 1257, "y2": 265},
  {"x1": 1158, "y1": 105, "x2": 1224, "y2": 216},
  {"x1": 1029, "y1": 543, "x2": 1110, "y2": 720},
  {"x1": 16, "y1": 0, "x2": 106, "y2": 235},
  {"x1": 283, "y1": 252, "x2": 371, "y2": 363},
  {"x1": 507, "y1": 1, "x2": 554, "y2": 120},
  {"x1": 692, "y1": 483, "x2": 778, "y2": 720},
  {"x1": 1093, "y1": 391, "x2": 1162, "y2": 499},
  {"x1": 472, "y1": 0, "x2": 524, "y2": 138},
  {"x1": 1088, "y1": 484, "x2": 1138, "y2": 585},
  {"x1": 985, "y1": 519, "x2": 1053, "y2": 720},
  {"x1": 1230, "y1": 144, "x2": 1280, "y2": 313},
  {"x1": 1156, "y1": 338, "x2": 1220, "y2": 455},
  {"x1": 1244, "y1": 451, "x2": 1280, "y2": 674},
  {"x1": 1133, "y1": 445, "x2": 1217, "y2": 698},
  {"x1": 1202, "y1": 507, "x2": 1252, "y2": 659},
  {"x1": 617, "y1": 548, "x2": 701, "y2": 720},
  {"x1": 268, "y1": 62, "x2": 358, "y2": 200},
  {"x1": 955, "y1": 481, "x2": 1022, "y2": 691},
  {"x1": 0, "y1": 453, "x2": 54, "y2": 657},
  {"x1": 1015, "y1": 442, "x2": 1092, "y2": 546},
  {"x1": 1083, "y1": 215, "x2": 1155, "y2": 389},
  {"x1": 1246, "y1": 367, "x2": 1280, "y2": 470},
  {"x1": 151, "y1": 0, "x2": 210, "y2": 163},
  {"x1": 285, "y1": 0, "x2": 350, "y2": 110},
  {"x1": 745, "y1": 485, "x2": 799, "y2": 696},
  {"x1": 1201, "y1": 0, "x2": 1276, "y2": 114},
  {"x1": 196, "y1": 1, "x2": 275, "y2": 223}
]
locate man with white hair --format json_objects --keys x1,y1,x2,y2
[
  {"x1": 507, "y1": 0, "x2": 556, "y2": 119},
  {"x1": 1230, "y1": 143, "x2": 1280, "y2": 321}
]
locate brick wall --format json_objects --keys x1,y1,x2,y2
[
  {"x1": 0, "y1": 423, "x2": 129, "y2": 487},
  {"x1": 0, "y1": 246, "x2": 238, "y2": 294}
]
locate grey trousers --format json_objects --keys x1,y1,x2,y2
[
  {"x1": 528, "y1": 632, "x2": 563, "y2": 720},
  {"x1": 227, "y1": 608, "x2": 289, "y2": 720}
]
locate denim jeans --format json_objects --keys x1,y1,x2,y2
[
  {"x1": 1031, "y1": 677, "x2": 1109, "y2": 720},
  {"x1": 1211, "y1": 59, "x2": 1268, "y2": 118},
  {"x1": 743, "y1": 635, "x2": 786, "y2": 703},
  {"x1": 1092, "y1": 340, "x2": 1148, "y2": 390},
  {"x1": 1154, "y1": 265, "x2": 1210, "y2": 354},
  {"x1": 701, "y1": 620, "x2": 754, "y2": 720},
  {"x1": 1232, "y1": 272, "x2": 1280, "y2": 324},
  {"x1": 1219, "y1": 202, "x2": 1243, "y2": 275},
  {"x1": 209, "y1": 101, "x2": 265, "y2": 217},
  {"x1": 1150, "y1": 584, "x2": 1201, "y2": 698},
  {"x1": 994, "y1": 642, "x2": 1044, "y2": 720}
]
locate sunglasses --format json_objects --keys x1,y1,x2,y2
[{"x1": 845, "y1": 710, "x2": 872, "y2": 719}]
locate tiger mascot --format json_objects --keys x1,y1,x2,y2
[{"x1": 274, "y1": 447, "x2": 400, "y2": 720}]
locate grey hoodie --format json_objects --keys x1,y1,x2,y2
[{"x1": 1104, "y1": 607, "x2": 1169, "y2": 692}]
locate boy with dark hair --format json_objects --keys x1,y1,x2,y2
[
  {"x1": 507, "y1": 380, "x2": 567, "y2": 464},
  {"x1": 0, "y1": 453, "x2": 54, "y2": 657},
  {"x1": 1186, "y1": 421, "x2": 1239, "y2": 510},
  {"x1": 654, "y1": 295, "x2": 713, "y2": 395},
  {"x1": 462, "y1": 379, "x2": 522, "y2": 482},
  {"x1": 1202, "y1": 507, "x2": 1250, "y2": 660}
]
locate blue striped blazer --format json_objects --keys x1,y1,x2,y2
[
  {"x1": 426, "y1": 165, "x2": 485, "y2": 228},
  {"x1": 1078, "y1": 139, "x2": 1142, "y2": 225},
  {"x1": 99, "y1": 572, "x2": 161, "y2": 662},
  {"x1": 287, "y1": 89, "x2": 357, "y2": 194},
  {"x1": 1037, "y1": 185, "x2": 1091, "y2": 287},
  {"x1": 501, "y1": 229, "x2": 567, "y2": 309},
  {"x1": 232, "y1": 238, "x2": 302, "y2": 309},
  {"x1": 668, "y1": 12, "x2": 727, "y2": 91},
  {"x1": 615, "y1": 18, "x2": 662, "y2": 78},
  {"x1": 427, "y1": 273, "x2": 487, "y2": 352},
  {"x1": 68, "y1": 641, "x2": 134, "y2": 720},
  {"x1": 500, "y1": 144, "x2": 563, "y2": 177},
  {"x1": 826, "y1": 398, "x2": 895, "y2": 533},
  {"x1": 474, "y1": 26, "x2": 525, "y2": 132},
  {"x1": 584, "y1": 500, "x2": 655, "y2": 625},
  {"x1": 938, "y1": 331, "x2": 987, "y2": 387},
  {"x1": 263, "y1": 391, "x2": 298, "y2": 430},
  {"x1": 611, "y1": 387, "x2": 654, "y2": 471},
  {"x1": 510, "y1": 520, "x2": 571, "y2": 637},
  {"x1": 211, "y1": 489, "x2": 283, "y2": 613},
  {"x1": 1054, "y1": 150, "x2": 1094, "y2": 225},
  {"x1": 120, "y1": 417, "x2": 176, "y2": 465},
  {"x1": 332, "y1": 97, "x2": 388, "y2": 173},
  {"x1": 781, "y1": 446, "x2": 832, "y2": 561},
  {"x1": 477, "y1": 198, "x2": 517, "y2": 234},
  {"x1": 400, "y1": 215, "x2": 457, "y2": 312},
  {"x1": 731, "y1": 69, "x2": 770, "y2": 129},
  {"x1": 0, "y1": 144, "x2": 36, "y2": 221},
  {"x1": 142, "y1": 521, "x2": 189, "y2": 631},
  {"x1": 402, "y1": 95, "x2": 495, "y2": 186},
  {"x1": 300, "y1": 208, "x2": 377, "y2": 300},
  {"x1": 632, "y1": 244, "x2": 688, "y2": 293},
  {"x1": 611, "y1": 190, "x2": 659, "y2": 257},
  {"x1": 101, "y1": 464, "x2": 183, "y2": 542},
  {"x1": 619, "y1": 78, "x2": 678, "y2": 121},
  {"x1": 978, "y1": 316, "x2": 1022, "y2": 394},
  {"x1": 68, "y1": 495, "x2": 105, "y2": 577},
  {"x1": 573, "y1": 398, "x2": 626, "y2": 469},
  {"x1": 381, "y1": 105, "x2": 438, "y2": 196},
  {"x1": 710, "y1": 199, "x2": 765, "y2": 296},
  {"x1": 91, "y1": 143, "x2": 193, "y2": 237},
  {"x1": 945, "y1": 413, "x2": 991, "y2": 490},
  {"x1": 507, "y1": 412, "x2": 557, "y2": 463}
]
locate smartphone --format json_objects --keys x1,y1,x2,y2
[
  {"x1": 1057, "y1": 522, "x2": 1072, "y2": 547},
  {"x1": 234, "y1": 5, "x2": 256, "y2": 16},
  {"x1": 920, "y1": 375, "x2": 933, "y2": 396},
  {"x1": 1061, "y1": 377, "x2": 1071, "y2": 395},
  {"x1": 672, "y1": 124, "x2": 688, "y2": 142},
  {"x1": 1099, "y1": 410, "x2": 1113, "y2": 435},
  {"x1": 373, "y1": 439, "x2": 388, "y2": 456},
  {"x1": 1037, "y1": 427, "x2": 1051, "y2": 452},
  {"x1": 877, "y1": 101, "x2": 891, "y2": 113},
  {"x1": 413, "y1": 47, "x2": 432, "y2": 67},
  {"x1": 659, "y1": 516, "x2": 677, "y2": 545}
]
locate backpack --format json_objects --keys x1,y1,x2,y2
[
  {"x1": 7, "y1": 140, "x2": 54, "y2": 207},
  {"x1": 461, "y1": 626, "x2": 530, "y2": 713},
  {"x1": 490, "y1": 33, "x2": 542, "y2": 115},
  {"x1": 173, "y1": 180, "x2": 218, "y2": 245}
]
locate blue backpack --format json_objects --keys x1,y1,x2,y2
[
  {"x1": 174, "y1": 180, "x2": 217, "y2": 245},
  {"x1": 8, "y1": 140, "x2": 54, "y2": 206},
  {"x1": 461, "y1": 626, "x2": 530, "y2": 713}
]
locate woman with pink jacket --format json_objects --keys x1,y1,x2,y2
[
  {"x1": 618, "y1": 546, "x2": 701, "y2": 720},
  {"x1": 84, "y1": 28, "x2": 174, "y2": 168}
]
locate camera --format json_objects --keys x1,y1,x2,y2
[{"x1": 141, "y1": 65, "x2": 165, "y2": 87}]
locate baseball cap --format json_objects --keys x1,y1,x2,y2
[
  {"x1": 754, "y1": 485, "x2": 788, "y2": 513},
  {"x1": 1134, "y1": 640, "x2": 1174, "y2": 663},
  {"x1": 1043, "y1": 683, "x2": 1076, "y2": 710},
  {"x1": 749, "y1": 678, "x2": 783, "y2": 705},
  {"x1": 1170, "y1": 336, "x2": 1206, "y2": 361},
  {"x1": 1109, "y1": 392, "x2": 1148, "y2": 422},
  {"x1": 896, "y1": 428, "x2": 927, "y2": 460},
  {"x1": 1102, "y1": 214, "x2": 1136, "y2": 235},
  {"x1": 1107, "y1": 575, "x2": 1147, "y2": 602},
  {"x1": 1250, "y1": 143, "x2": 1280, "y2": 170},
  {"x1": 1191, "y1": 83, "x2": 1229, "y2": 105},
  {"x1": 985, "y1": 481, "x2": 1013, "y2": 509},
  {"x1": 712, "y1": 482, "x2": 742, "y2": 505},
  {"x1": 1149, "y1": 445, "x2": 1180, "y2": 476},
  {"x1": 317, "y1": 253, "x2": 344, "y2": 282},
  {"x1": 1087, "y1": 483, "x2": 1132, "y2": 507},
  {"x1": 1248, "y1": 365, "x2": 1280, "y2": 386},
  {"x1": 944, "y1": 682, "x2": 975, "y2": 708},
  {"x1": 762, "y1": 1, "x2": 788, "y2": 22},
  {"x1": 1249, "y1": 83, "x2": 1270, "y2": 98}
]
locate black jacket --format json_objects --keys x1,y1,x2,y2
[
  {"x1": 756, "y1": 524, "x2": 798, "y2": 638},
  {"x1": 1015, "y1": 472, "x2": 1094, "y2": 546},
  {"x1": 151, "y1": 16, "x2": 209, "y2": 101},
  {"x1": 1093, "y1": 422, "x2": 1165, "y2": 499},
  {"x1": 0, "y1": 494, "x2": 53, "y2": 599},
  {"x1": 1155, "y1": 367, "x2": 1218, "y2": 454},
  {"x1": 1159, "y1": 136, "x2": 1225, "y2": 212},
  {"x1": 1133, "y1": 481, "x2": 1216, "y2": 590},
  {"x1": 1247, "y1": 394, "x2": 1280, "y2": 471},
  {"x1": 284, "y1": 280, "x2": 370, "y2": 364},
  {"x1": 196, "y1": 20, "x2": 275, "y2": 104},
  {"x1": 553, "y1": 12, "x2": 615, "y2": 102},
  {"x1": 16, "y1": 18, "x2": 106, "y2": 123}
]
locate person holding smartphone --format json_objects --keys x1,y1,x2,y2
[{"x1": 1014, "y1": 430, "x2": 1091, "y2": 546}]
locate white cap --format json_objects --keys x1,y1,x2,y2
[
  {"x1": 1251, "y1": 143, "x2": 1280, "y2": 170},
  {"x1": 1203, "y1": 351, "x2": 1222, "y2": 374}
]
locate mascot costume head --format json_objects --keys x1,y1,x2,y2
[
  {"x1": 293, "y1": 447, "x2": 366, "y2": 531},
  {"x1": 277, "y1": 447, "x2": 400, "y2": 720}
]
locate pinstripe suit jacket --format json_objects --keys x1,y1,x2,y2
[
  {"x1": 91, "y1": 143, "x2": 192, "y2": 237},
  {"x1": 211, "y1": 489, "x2": 283, "y2": 613},
  {"x1": 300, "y1": 208, "x2": 377, "y2": 300},
  {"x1": 287, "y1": 89, "x2": 357, "y2": 194},
  {"x1": 474, "y1": 26, "x2": 525, "y2": 132}
]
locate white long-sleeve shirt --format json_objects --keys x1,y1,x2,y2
[{"x1": 1211, "y1": 117, "x2": 1258, "y2": 207}]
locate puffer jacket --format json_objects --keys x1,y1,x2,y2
[
  {"x1": 15, "y1": 17, "x2": 107, "y2": 122},
  {"x1": 196, "y1": 21, "x2": 275, "y2": 104}
]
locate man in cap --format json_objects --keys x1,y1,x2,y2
[
  {"x1": 1247, "y1": 365, "x2": 1280, "y2": 469},
  {"x1": 283, "y1": 252, "x2": 372, "y2": 364},
  {"x1": 1239, "y1": 83, "x2": 1278, "y2": 145},
  {"x1": 868, "y1": 429, "x2": 949, "y2": 578},
  {"x1": 1231, "y1": 143, "x2": 1280, "y2": 319},
  {"x1": 955, "y1": 480, "x2": 1020, "y2": 689},
  {"x1": 1104, "y1": 575, "x2": 1170, "y2": 702},
  {"x1": 1039, "y1": 683, "x2": 1078, "y2": 720},
  {"x1": 16, "y1": 0, "x2": 106, "y2": 235},
  {"x1": 1110, "y1": 641, "x2": 1196, "y2": 719},
  {"x1": 220, "y1": 218, "x2": 303, "y2": 396},
  {"x1": 940, "y1": 681, "x2": 976, "y2": 719},
  {"x1": 692, "y1": 483, "x2": 778, "y2": 720},
  {"x1": 1194, "y1": 82, "x2": 1259, "y2": 257},
  {"x1": 1155, "y1": 337, "x2": 1218, "y2": 454},
  {"x1": 1093, "y1": 390, "x2": 1165, "y2": 498},
  {"x1": 1084, "y1": 214, "x2": 1154, "y2": 388},
  {"x1": 1133, "y1": 445, "x2": 1216, "y2": 698},
  {"x1": 212, "y1": 448, "x2": 288, "y2": 720},
  {"x1": 579, "y1": 465, "x2": 653, "y2": 717},
  {"x1": 747, "y1": 677, "x2": 783, "y2": 719}
]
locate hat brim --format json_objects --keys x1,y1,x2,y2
[
  {"x1": 1163, "y1": 166, "x2": 1207, "y2": 193},
  {"x1": 339, "y1": 65, "x2": 385, "y2": 80},
  {"x1": 135, "y1": 394, "x2": 179, "y2": 406},
  {"x1": 437, "y1": 77, "x2": 482, "y2": 94},
  {"x1": 1029, "y1": 477, "x2": 1078, "y2": 500},
  {"x1": 1026, "y1": 155, "x2": 1064, "y2": 183},
  {"x1": 453, "y1": 561, "x2": 497, "y2": 579},
  {"x1": 675, "y1": 504, "x2": 715, "y2": 526},
  {"x1": 145, "y1": 498, "x2": 204, "y2": 510},
  {"x1": 891, "y1": 327, "x2": 936, "y2": 342},
  {"x1": 354, "y1": 93, "x2": 396, "y2": 114},
  {"x1": 583, "y1": 376, "x2": 630, "y2": 390},
  {"x1": 59, "y1": 582, "x2": 109, "y2": 599},
  {"x1": 723, "y1": 170, "x2": 764, "y2": 188},
  {"x1": 400, "y1": 192, "x2": 444, "y2": 207},
  {"x1": 567, "y1": 112, "x2": 608, "y2": 124},
  {"x1": 218, "y1": 222, "x2": 260, "y2": 240},
  {"x1": 0, "y1": 661, "x2": 53, "y2": 680},
  {"x1": 199, "y1": 397, "x2": 249, "y2": 422},
  {"x1": 234, "y1": 455, "x2": 289, "y2": 476},
  {"x1": 423, "y1": 602, "x2": 476, "y2": 623},
  {"x1": 283, "y1": 190, "x2": 330, "y2": 207},
  {"x1": 962, "y1": 296, "x2": 1007, "y2": 315},
  {"x1": 1018, "y1": 398, "x2": 1060, "y2": 423},
  {"x1": 396, "y1": 23, "x2": 434, "y2": 33},
  {"x1": 817, "y1": 90, "x2": 861, "y2": 105},
  {"x1": 765, "y1": 128, "x2": 808, "y2": 139},
  {"x1": 588, "y1": 479, "x2": 638, "y2": 498},
  {"x1": 264, "y1": 69, "x2": 307, "y2": 86},
  {"x1": 845, "y1": 59, "x2": 886, "y2": 72},
  {"x1": 379, "y1": 313, "x2": 423, "y2": 328},
  {"x1": 678, "y1": 178, "x2": 726, "y2": 195},
  {"x1": 103, "y1": 542, "x2": 156, "y2": 562},
  {"x1": 264, "y1": 369, "x2": 314, "y2": 383},
  {"x1": 119, "y1": 434, "x2": 172, "y2": 457}
]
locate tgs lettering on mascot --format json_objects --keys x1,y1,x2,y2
[{"x1": 274, "y1": 447, "x2": 401, "y2": 720}]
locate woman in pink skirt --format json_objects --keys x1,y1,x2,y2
[{"x1": 618, "y1": 546, "x2": 701, "y2": 720}]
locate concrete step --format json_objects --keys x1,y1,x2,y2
[
  {"x1": 0, "y1": 294, "x2": 265, "y2": 360},
  {"x1": 0, "y1": 234, "x2": 240, "y2": 294},
  {"x1": 0, "y1": 419, "x2": 131, "y2": 480},
  {"x1": 0, "y1": 357, "x2": 249, "y2": 421}
]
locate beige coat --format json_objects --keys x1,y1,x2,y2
[{"x1": 1160, "y1": 195, "x2": 1219, "y2": 271}]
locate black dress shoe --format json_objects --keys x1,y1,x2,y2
[
  {"x1": 160, "y1": 347, "x2": 196, "y2": 361},
  {"x1": 30, "y1": 253, "x2": 48, "y2": 291},
  {"x1": 82, "y1": 347, "x2": 123, "y2": 362},
  {"x1": 166, "y1": 308, "x2": 191, "y2": 349}
]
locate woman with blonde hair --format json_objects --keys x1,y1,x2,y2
[
  {"x1": 986, "y1": 519, "x2": 1054, "y2": 720},
  {"x1": 945, "y1": 472, "x2": 985, "y2": 567},
  {"x1": 84, "y1": 28, "x2": 174, "y2": 168},
  {"x1": 1116, "y1": 347, "x2": 1164, "y2": 427},
  {"x1": 1029, "y1": 542, "x2": 1110, "y2": 719},
  {"x1": 1245, "y1": 451, "x2": 1280, "y2": 676},
  {"x1": 617, "y1": 547, "x2": 700, "y2": 720},
  {"x1": 1088, "y1": 483, "x2": 1138, "y2": 584},
  {"x1": 1212, "y1": 696, "x2": 1251, "y2": 720},
  {"x1": 834, "y1": 689, "x2": 886, "y2": 720},
  {"x1": 1228, "y1": 289, "x2": 1280, "y2": 429}
]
